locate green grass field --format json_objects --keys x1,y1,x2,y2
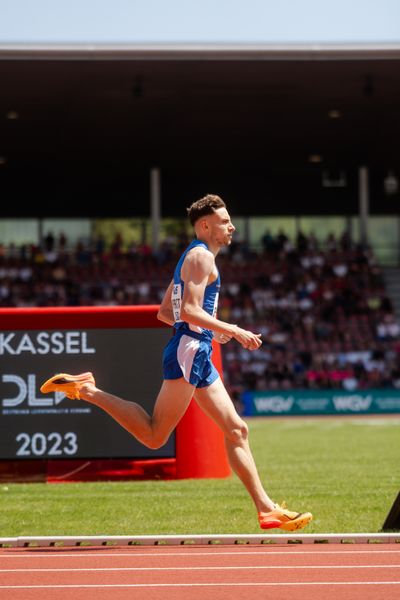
[{"x1": 1, "y1": 417, "x2": 399, "y2": 537}]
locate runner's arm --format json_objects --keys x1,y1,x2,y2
[
  {"x1": 157, "y1": 280, "x2": 175, "y2": 326},
  {"x1": 180, "y1": 250, "x2": 262, "y2": 350}
]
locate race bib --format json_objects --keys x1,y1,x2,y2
[{"x1": 171, "y1": 283, "x2": 182, "y2": 322}]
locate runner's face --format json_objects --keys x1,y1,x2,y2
[{"x1": 209, "y1": 208, "x2": 235, "y2": 246}]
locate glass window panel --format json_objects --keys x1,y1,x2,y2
[
  {"x1": 92, "y1": 219, "x2": 150, "y2": 248},
  {"x1": 230, "y1": 217, "x2": 247, "y2": 242},
  {"x1": 42, "y1": 219, "x2": 91, "y2": 248},
  {"x1": 351, "y1": 216, "x2": 361, "y2": 243},
  {"x1": 367, "y1": 216, "x2": 399, "y2": 266},
  {"x1": 298, "y1": 216, "x2": 348, "y2": 247},
  {"x1": 249, "y1": 217, "x2": 297, "y2": 250},
  {"x1": 0, "y1": 219, "x2": 38, "y2": 246},
  {"x1": 160, "y1": 218, "x2": 192, "y2": 242}
]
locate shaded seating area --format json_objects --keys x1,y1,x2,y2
[{"x1": 1, "y1": 230, "x2": 400, "y2": 394}]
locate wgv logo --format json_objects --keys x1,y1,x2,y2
[
  {"x1": 1, "y1": 374, "x2": 65, "y2": 407},
  {"x1": 332, "y1": 395, "x2": 373, "y2": 412},
  {"x1": 254, "y1": 396, "x2": 294, "y2": 414}
]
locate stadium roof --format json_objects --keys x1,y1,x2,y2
[
  {"x1": 0, "y1": 44, "x2": 399, "y2": 217},
  {"x1": 1, "y1": 42, "x2": 400, "y2": 59}
]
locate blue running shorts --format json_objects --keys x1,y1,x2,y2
[{"x1": 163, "y1": 332, "x2": 219, "y2": 388}]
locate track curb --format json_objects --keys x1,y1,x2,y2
[{"x1": 1, "y1": 533, "x2": 399, "y2": 548}]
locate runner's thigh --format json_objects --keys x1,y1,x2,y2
[
  {"x1": 152, "y1": 378, "x2": 196, "y2": 440},
  {"x1": 194, "y1": 377, "x2": 243, "y2": 435}
]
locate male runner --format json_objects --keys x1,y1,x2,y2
[{"x1": 41, "y1": 194, "x2": 312, "y2": 531}]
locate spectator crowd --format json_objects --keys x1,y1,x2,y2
[{"x1": 1, "y1": 228, "x2": 400, "y2": 396}]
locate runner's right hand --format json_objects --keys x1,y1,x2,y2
[{"x1": 232, "y1": 326, "x2": 262, "y2": 351}]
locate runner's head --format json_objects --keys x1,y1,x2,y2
[
  {"x1": 187, "y1": 194, "x2": 226, "y2": 226},
  {"x1": 187, "y1": 194, "x2": 235, "y2": 250}
]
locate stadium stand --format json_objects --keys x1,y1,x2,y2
[{"x1": 1, "y1": 230, "x2": 400, "y2": 401}]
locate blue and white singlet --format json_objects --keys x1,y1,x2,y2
[{"x1": 162, "y1": 239, "x2": 220, "y2": 388}]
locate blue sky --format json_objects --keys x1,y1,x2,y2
[{"x1": 0, "y1": 0, "x2": 399, "y2": 44}]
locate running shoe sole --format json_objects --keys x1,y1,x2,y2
[
  {"x1": 40, "y1": 372, "x2": 95, "y2": 400},
  {"x1": 259, "y1": 511, "x2": 313, "y2": 531}
]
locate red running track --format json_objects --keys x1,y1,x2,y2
[{"x1": 0, "y1": 543, "x2": 400, "y2": 600}]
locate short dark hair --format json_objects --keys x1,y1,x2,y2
[{"x1": 187, "y1": 194, "x2": 226, "y2": 226}]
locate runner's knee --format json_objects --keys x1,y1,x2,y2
[
  {"x1": 227, "y1": 419, "x2": 248, "y2": 445},
  {"x1": 146, "y1": 429, "x2": 170, "y2": 450}
]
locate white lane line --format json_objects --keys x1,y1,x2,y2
[
  {"x1": 1, "y1": 581, "x2": 400, "y2": 589},
  {"x1": 1, "y1": 549, "x2": 400, "y2": 559},
  {"x1": 1, "y1": 564, "x2": 400, "y2": 573}
]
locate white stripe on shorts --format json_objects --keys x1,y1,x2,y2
[{"x1": 177, "y1": 334, "x2": 200, "y2": 383}]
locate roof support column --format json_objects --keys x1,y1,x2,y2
[
  {"x1": 358, "y1": 166, "x2": 369, "y2": 246},
  {"x1": 150, "y1": 167, "x2": 161, "y2": 252}
]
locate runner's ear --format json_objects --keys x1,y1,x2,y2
[{"x1": 196, "y1": 217, "x2": 209, "y2": 235}]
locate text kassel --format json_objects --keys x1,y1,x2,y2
[{"x1": 0, "y1": 331, "x2": 95, "y2": 355}]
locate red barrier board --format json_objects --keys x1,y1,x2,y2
[{"x1": 0, "y1": 306, "x2": 230, "y2": 482}]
